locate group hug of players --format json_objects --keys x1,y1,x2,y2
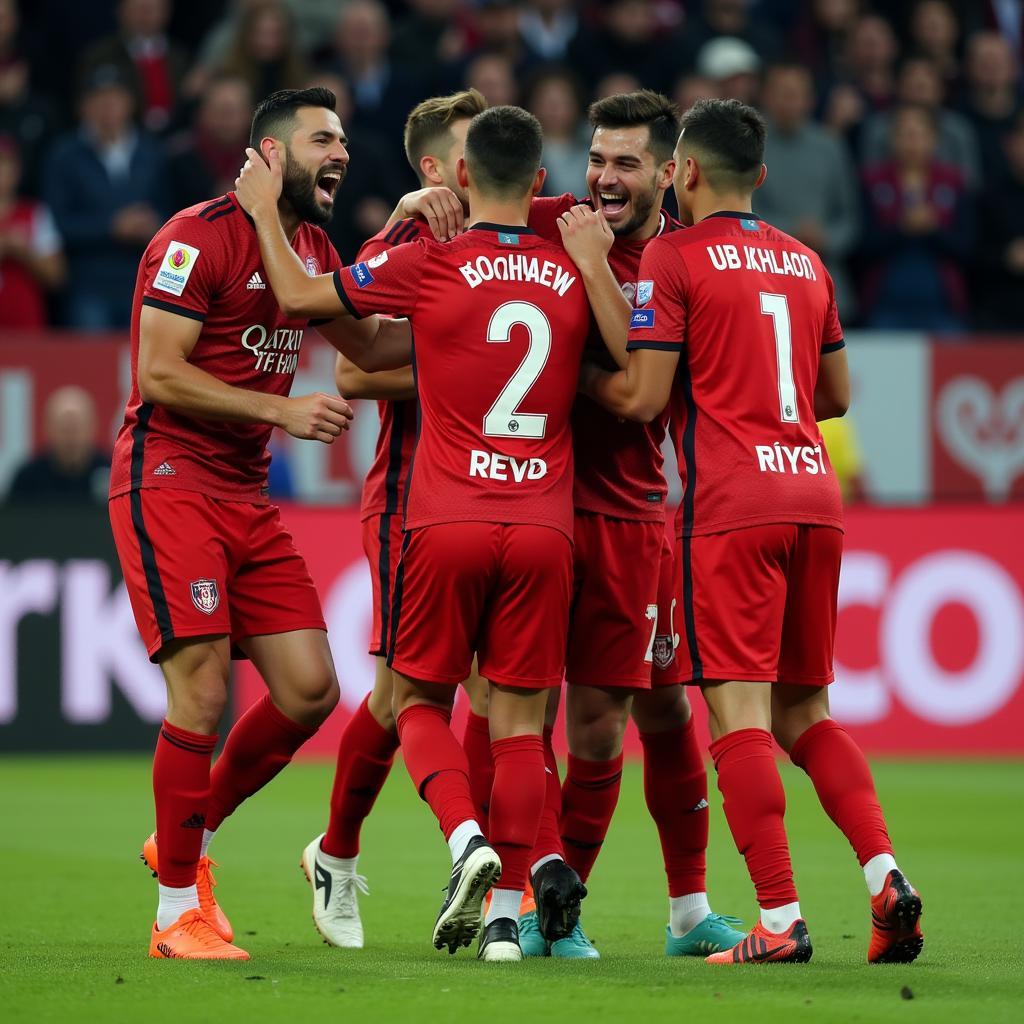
[{"x1": 108, "y1": 83, "x2": 925, "y2": 965}]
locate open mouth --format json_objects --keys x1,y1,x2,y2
[
  {"x1": 597, "y1": 190, "x2": 629, "y2": 219},
  {"x1": 316, "y1": 169, "x2": 343, "y2": 204}
]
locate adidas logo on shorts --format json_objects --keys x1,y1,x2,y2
[
  {"x1": 153, "y1": 461, "x2": 176, "y2": 476},
  {"x1": 247, "y1": 271, "x2": 266, "y2": 290}
]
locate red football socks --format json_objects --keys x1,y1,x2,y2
[
  {"x1": 462, "y1": 710, "x2": 495, "y2": 829},
  {"x1": 559, "y1": 751, "x2": 623, "y2": 883},
  {"x1": 206, "y1": 693, "x2": 315, "y2": 832},
  {"x1": 321, "y1": 695, "x2": 401, "y2": 859},
  {"x1": 639, "y1": 717, "x2": 708, "y2": 897},
  {"x1": 790, "y1": 718, "x2": 894, "y2": 866},
  {"x1": 396, "y1": 703, "x2": 477, "y2": 839},
  {"x1": 153, "y1": 720, "x2": 217, "y2": 887},
  {"x1": 709, "y1": 728, "x2": 798, "y2": 909},
  {"x1": 488, "y1": 734, "x2": 546, "y2": 891},
  {"x1": 531, "y1": 725, "x2": 564, "y2": 862}
]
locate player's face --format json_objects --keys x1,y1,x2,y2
[
  {"x1": 281, "y1": 106, "x2": 349, "y2": 226},
  {"x1": 586, "y1": 125, "x2": 665, "y2": 238},
  {"x1": 437, "y1": 118, "x2": 472, "y2": 209}
]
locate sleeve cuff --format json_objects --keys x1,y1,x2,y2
[
  {"x1": 332, "y1": 268, "x2": 364, "y2": 320},
  {"x1": 141, "y1": 296, "x2": 206, "y2": 322},
  {"x1": 626, "y1": 339, "x2": 683, "y2": 352},
  {"x1": 821, "y1": 338, "x2": 846, "y2": 354}
]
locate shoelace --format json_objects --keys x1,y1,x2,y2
[
  {"x1": 198, "y1": 857, "x2": 219, "y2": 891},
  {"x1": 176, "y1": 910, "x2": 224, "y2": 948},
  {"x1": 707, "y1": 913, "x2": 744, "y2": 926},
  {"x1": 333, "y1": 873, "x2": 370, "y2": 914}
]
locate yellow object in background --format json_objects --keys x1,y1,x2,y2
[{"x1": 819, "y1": 416, "x2": 864, "y2": 504}]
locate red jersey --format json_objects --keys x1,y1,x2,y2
[
  {"x1": 335, "y1": 223, "x2": 590, "y2": 539},
  {"x1": 627, "y1": 211, "x2": 844, "y2": 537},
  {"x1": 110, "y1": 193, "x2": 341, "y2": 503},
  {"x1": 354, "y1": 218, "x2": 426, "y2": 521},
  {"x1": 529, "y1": 194, "x2": 676, "y2": 521}
]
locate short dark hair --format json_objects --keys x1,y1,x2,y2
[
  {"x1": 249, "y1": 87, "x2": 336, "y2": 150},
  {"x1": 464, "y1": 105, "x2": 543, "y2": 199},
  {"x1": 678, "y1": 97, "x2": 766, "y2": 190},
  {"x1": 404, "y1": 89, "x2": 488, "y2": 178},
  {"x1": 588, "y1": 89, "x2": 681, "y2": 164}
]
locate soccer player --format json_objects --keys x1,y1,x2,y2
[
  {"x1": 110, "y1": 87, "x2": 407, "y2": 960},
  {"x1": 235, "y1": 105, "x2": 591, "y2": 962},
  {"x1": 516, "y1": 91, "x2": 745, "y2": 960},
  {"x1": 579, "y1": 97, "x2": 923, "y2": 965},
  {"x1": 299, "y1": 88, "x2": 491, "y2": 950}
]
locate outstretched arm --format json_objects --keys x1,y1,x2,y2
[
  {"x1": 579, "y1": 347, "x2": 679, "y2": 423},
  {"x1": 315, "y1": 315, "x2": 413, "y2": 374},
  {"x1": 336, "y1": 354, "x2": 416, "y2": 400}
]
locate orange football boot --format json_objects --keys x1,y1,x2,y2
[
  {"x1": 149, "y1": 909, "x2": 249, "y2": 960},
  {"x1": 705, "y1": 918, "x2": 813, "y2": 964},
  {"x1": 868, "y1": 870, "x2": 923, "y2": 964},
  {"x1": 141, "y1": 832, "x2": 234, "y2": 942}
]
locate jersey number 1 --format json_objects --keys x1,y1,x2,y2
[
  {"x1": 760, "y1": 292, "x2": 799, "y2": 424},
  {"x1": 483, "y1": 301, "x2": 551, "y2": 439}
]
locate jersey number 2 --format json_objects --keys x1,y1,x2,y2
[
  {"x1": 760, "y1": 292, "x2": 799, "y2": 424},
  {"x1": 483, "y1": 301, "x2": 551, "y2": 439}
]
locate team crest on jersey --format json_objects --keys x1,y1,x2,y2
[
  {"x1": 652, "y1": 634, "x2": 674, "y2": 670},
  {"x1": 636, "y1": 280, "x2": 654, "y2": 305},
  {"x1": 367, "y1": 250, "x2": 389, "y2": 269},
  {"x1": 621, "y1": 281, "x2": 636, "y2": 302},
  {"x1": 305, "y1": 255, "x2": 321, "y2": 276},
  {"x1": 190, "y1": 579, "x2": 220, "y2": 615}
]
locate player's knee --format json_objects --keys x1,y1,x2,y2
[
  {"x1": 287, "y1": 665, "x2": 340, "y2": 726},
  {"x1": 632, "y1": 686, "x2": 690, "y2": 733},
  {"x1": 569, "y1": 709, "x2": 627, "y2": 761},
  {"x1": 168, "y1": 678, "x2": 228, "y2": 734}
]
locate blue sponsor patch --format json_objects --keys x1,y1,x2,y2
[
  {"x1": 498, "y1": 231, "x2": 520, "y2": 245},
  {"x1": 740, "y1": 217, "x2": 760, "y2": 232},
  {"x1": 349, "y1": 261, "x2": 374, "y2": 288},
  {"x1": 630, "y1": 307, "x2": 656, "y2": 329}
]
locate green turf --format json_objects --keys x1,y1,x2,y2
[{"x1": 1, "y1": 756, "x2": 1021, "y2": 1023}]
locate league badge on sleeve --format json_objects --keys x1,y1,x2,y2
[
  {"x1": 154, "y1": 241, "x2": 201, "y2": 296},
  {"x1": 190, "y1": 578, "x2": 220, "y2": 615},
  {"x1": 367, "y1": 250, "x2": 389, "y2": 269},
  {"x1": 631, "y1": 307, "x2": 656, "y2": 329},
  {"x1": 636, "y1": 280, "x2": 654, "y2": 305},
  {"x1": 349, "y1": 262, "x2": 374, "y2": 288}
]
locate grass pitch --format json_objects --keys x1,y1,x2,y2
[{"x1": 2, "y1": 755, "x2": 1021, "y2": 1023}]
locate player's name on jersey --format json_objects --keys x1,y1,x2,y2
[
  {"x1": 470, "y1": 448, "x2": 547, "y2": 481},
  {"x1": 458, "y1": 254, "x2": 577, "y2": 295},
  {"x1": 755, "y1": 443, "x2": 828, "y2": 475},
  {"x1": 707, "y1": 243, "x2": 818, "y2": 280}
]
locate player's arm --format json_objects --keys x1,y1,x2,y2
[
  {"x1": 557, "y1": 205, "x2": 630, "y2": 369},
  {"x1": 814, "y1": 347, "x2": 850, "y2": 420},
  {"x1": 335, "y1": 354, "x2": 416, "y2": 400},
  {"x1": 579, "y1": 347, "x2": 679, "y2": 423},
  {"x1": 236, "y1": 148, "x2": 345, "y2": 318},
  {"x1": 137, "y1": 305, "x2": 352, "y2": 443},
  {"x1": 380, "y1": 187, "x2": 463, "y2": 241},
  {"x1": 314, "y1": 314, "x2": 413, "y2": 374}
]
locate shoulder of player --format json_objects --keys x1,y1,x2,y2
[
  {"x1": 148, "y1": 196, "x2": 240, "y2": 250},
  {"x1": 357, "y1": 218, "x2": 432, "y2": 261}
]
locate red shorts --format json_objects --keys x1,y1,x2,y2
[
  {"x1": 388, "y1": 522, "x2": 572, "y2": 689},
  {"x1": 362, "y1": 512, "x2": 404, "y2": 657},
  {"x1": 566, "y1": 513, "x2": 681, "y2": 689},
  {"x1": 109, "y1": 489, "x2": 325, "y2": 661},
  {"x1": 674, "y1": 523, "x2": 842, "y2": 686}
]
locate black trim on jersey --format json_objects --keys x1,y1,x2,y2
[
  {"x1": 384, "y1": 530, "x2": 412, "y2": 668},
  {"x1": 384, "y1": 219, "x2": 412, "y2": 244},
  {"x1": 677, "y1": 359, "x2": 704, "y2": 681},
  {"x1": 204, "y1": 205, "x2": 238, "y2": 225},
  {"x1": 142, "y1": 296, "x2": 206, "y2": 322},
  {"x1": 332, "y1": 269, "x2": 364, "y2": 319},
  {"x1": 626, "y1": 339, "x2": 683, "y2": 352},
  {"x1": 396, "y1": 221, "x2": 420, "y2": 244},
  {"x1": 375, "y1": 400, "x2": 409, "y2": 653},
  {"x1": 468, "y1": 222, "x2": 536, "y2": 235},
  {"x1": 128, "y1": 404, "x2": 174, "y2": 647},
  {"x1": 199, "y1": 196, "x2": 233, "y2": 220},
  {"x1": 821, "y1": 339, "x2": 846, "y2": 354},
  {"x1": 705, "y1": 210, "x2": 758, "y2": 221}
]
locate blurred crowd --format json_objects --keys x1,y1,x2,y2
[{"x1": 2, "y1": 0, "x2": 1024, "y2": 333}]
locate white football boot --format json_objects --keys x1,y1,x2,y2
[{"x1": 300, "y1": 833, "x2": 370, "y2": 948}]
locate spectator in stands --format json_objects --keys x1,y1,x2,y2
[
  {"x1": 390, "y1": 0, "x2": 468, "y2": 83},
  {"x1": 908, "y1": 1, "x2": 962, "y2": 96},
  {"x1": 673, "y1": 73, "x2": 717, "y2": 113},
  {"x1": 790, "y1": 0, "x2": 860, "y2": 80},
  {"x1": 695, "y1": 36, "x2": 762, "y2": 106},
  {"x1": 525, "y1": 68, "x2": 588, "y2": 197},
  {"x1": 681, "y1": 0, "x2": 783, "y2": 71},
  {"x1": 465, "y1": 0, "x2": 539, "y2": 79},
  {"x1": 465, "y1": 51, "x2": 518, "y2": 107},
  {"x1": 0, "y1": 0, "x2": 55, "y2": 195},
  {"x1": 973, "y1": 112, "x2": 1024, "y2": 329},
  {"x1": 861, "y1": 104, "x2": 971, "y2": 330},
  {"x1": 755, "y1": 64, "x2": 860, "y2": 318},
  {"x1": 519, "y1": 0, "x2": 580, "y2": 63},
  {"x1": 0, "y1": 136, "x2": 64, "y2": 327},
  {"x1": 861, "y1": 57, "x2": 980, "y2": 189},
  {"x1": 959, "y1": 31, "x2": 1022, "y2": 183},
  {"x1": 165, "y1": 73, "x2": 252, "y2": 211},
  {"x1": 594, "y1": 71, "x2": 642, "y2": 101},
  {"x1": 79, "y1": 0, "x2": 190, "y2": 134},
  {"x1": 5, "y1": 386, "x2": 111, "y2": 504},
  {"x1": 219, "y1": 0, "x2": 309, "y2": 101},
  {"x1": 44, "y1": 64, "x2": 166, "y2": 330}
]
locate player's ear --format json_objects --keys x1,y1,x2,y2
[
  {"x1": 685, "y1": 156, "x2": 699, "y2": 192},
  {"x1": 419, "y1": 154, "x2": 443, "y2": 186},
  {"x1": 455, "y1": 157, "x2": 469, "y2": 190},
  {"x1": 754, "y1": 163, "x2": 767, "y2": 190},
  {"x1": 259, "y1": 137, "x2": 282, "y2": 168},
  {"x1": 530, "y1": 166, "x2": 547, "y2": 198},
  {"x1": 658, "y1": 158, "x2": 676, "y2": 191}
]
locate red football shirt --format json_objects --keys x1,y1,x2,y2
[
  {"x1": 530, "y1": 194, "x2": 676, "y2": 521},
  {"x1": 335, "y1": 223, "x2": 590, "y2": 539},
  {"x1": 627, "y1": 212, "x2": 844, "y2": 537},
  {"x1": 109, "y1": 193, "x2": 341, "y2": 503},
  {"x1": 354, "y1": 218, "x2": 427, "y2": 521}
]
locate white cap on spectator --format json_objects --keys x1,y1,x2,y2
[{"x1": 697, "y1": 37, "x2": 762, "y2": 80}]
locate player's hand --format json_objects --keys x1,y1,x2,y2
[
  {"x1": 236, "y1": 146, "x2": 283, "y2": 219},
  {"x1": 557, "y1": 204, "x2": 614, "y2": 273},
  {"x1": 277, "y1": 392, "x2": 353, "y2": 443},
  {"x1": 402, "y1": 187, "x2": 464, "y2": 241}
]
